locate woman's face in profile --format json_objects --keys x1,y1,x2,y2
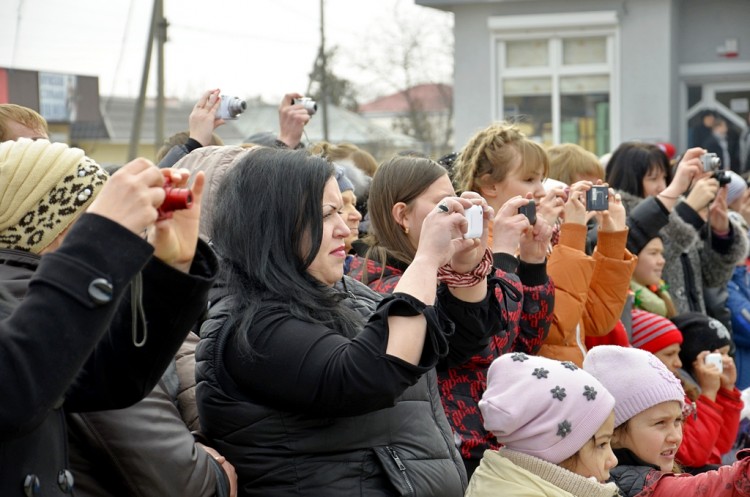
[
  {"x1": 401, "y1": 174, "x2": 455, "y2": 249},
  {"x1": 306, "y1": 177, "x2": 351, "y2": 286}
]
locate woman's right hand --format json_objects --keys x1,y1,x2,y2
[
  {"x1": 491, "y1": 196, "x2": 533, "y2": 255},
  {"x1": 414, "y1": 196, "x2": 479, "y2": 268},
  {"x1": 660, "y1": 147, "x2": 705, "y2": 199},
  {"x1": 86, "y1": 158, "x2": 166, "y2": 236},
  {"x1": 188, "y1": 89, "x2": 224, "y2": 146}
]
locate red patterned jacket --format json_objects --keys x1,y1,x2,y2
[{"x1": 347, "y1": 250, "x2": 555, "y2": 465}]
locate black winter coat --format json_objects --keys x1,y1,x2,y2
[
  {"x1": 0, "y1": 214, "x2": 217, "y2": 497},
  {"x1": 196, "y1": 275, "x2": 468, "y2": 497}
]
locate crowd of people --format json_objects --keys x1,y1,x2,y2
[{"x1": 3, "y1": 88, "x2": 750, "y2": 497}]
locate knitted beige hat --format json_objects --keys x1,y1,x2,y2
[{"x1": 0, "y1": 139, "x2": 108, "y2": 254}]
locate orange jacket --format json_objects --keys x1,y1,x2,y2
[{"x1": 538, "y1": 223, "x2": 636, "y2": 366}]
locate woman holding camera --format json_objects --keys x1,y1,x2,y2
[
  {"x1": 450, "y1": 122, "x2": 635, "y2": 368},
  {"x1": 606, "y1": 143, "x2": 748, "y2": 318},
  {"x1": 347, "y1": 154, "x2": 555, "y2": 478},
  {"x1": 196, "y1": 148, "x2": 486, "y2": 496}
]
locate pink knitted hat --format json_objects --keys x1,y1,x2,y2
[
  {"x1": 479, "y1": 352, "x2": 615, "y2": 464},
  {"x1": 583, "y1": 345, "x2": 685, "y2": 427}
]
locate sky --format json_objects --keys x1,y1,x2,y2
[{"x1": 1, "y1": 0, "x2": 454, "y2": 105}]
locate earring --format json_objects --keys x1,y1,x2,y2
[{"x1": 402, "y1": 225, "x2": 410, "y2": 234}]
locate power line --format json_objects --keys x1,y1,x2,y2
[
  {"x1": 11, "y1": 0, "x2": 24, "y2": 67},
  {"x1": 105, "y1": 0, "x2": 136, "y2": 110},
  {"x1": 168, "y1": 23, "x2": 312, "y2": 46}
]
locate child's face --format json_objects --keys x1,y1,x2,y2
[
  {"x1": 490, "y1": 154, "x2": 546, "y2": 210},
  {"x1": 633, "y1": 238, "x2": 665, "y2": 287},
  {"x1": 567, "y1": 411, "x2": 618, "y2": 483},
  {"x1": 654, "y1": 343, "x2": 683, "y2": 375},
  {"x1": 613, "y1": 401, "x2": 683, "y2": 472}
]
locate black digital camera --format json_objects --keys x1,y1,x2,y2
[
  {"x1": 518, "y1": 200, "x2": 536, "y2": 225},
  {"x1": 586, "y1": 186, "x2": 609, "y2": 211}
]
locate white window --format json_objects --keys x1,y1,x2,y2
[{"x1": 489, "y1": 12, "x2": 619, "y2": 156}]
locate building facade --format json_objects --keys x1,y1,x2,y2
[{"x1": 417, "y1": 0, "x2": 750, "y2": 161}]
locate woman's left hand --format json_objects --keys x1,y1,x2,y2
[
  {"x1": 596, "y1": 187, "x2": 627, "y2": 232},
  {"x1": 148, "y1": 169, "x2": 205, "y2": 273},
  {"x1": 720, "y1": 353, "x2": 738, "y2": 390},
  {"x1": 519, "y1": 215, "x2": 553, "y2": 263},
  {"x1": 449, "y1": 192, "x2": 493, "y2": 273}
]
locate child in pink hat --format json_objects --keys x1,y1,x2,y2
[
  {"x1": 585, "y1": 345, "x2": 750, "y2": 497},
  {"x1": 467, "y1": 352, "x2": 620, "y2": 497}
]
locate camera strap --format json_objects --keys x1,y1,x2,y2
[{"x1": 130, "y1": 271, "x2": 148, "y2": 347}]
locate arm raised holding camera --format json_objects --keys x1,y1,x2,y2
[{"x1": 278, "y1": 92, "x2": 312, "y2": 149}]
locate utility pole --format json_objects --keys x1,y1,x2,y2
[
  {"x1": 155, "y1": 0, "x2": 168, "y2": 150},
  {"x1": 319, "y1": 0, "x2": 329, "y2": 141},
  {"x1": 127, "y1": 0, "x2": 158, "y2": 161},
  {"x1": 127, "y1": 0, "x2": 167, "y2": 161}
]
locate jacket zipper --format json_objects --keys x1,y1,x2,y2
[{"x1": 387, "y1": 446, "x2": 415, "y2": 497}]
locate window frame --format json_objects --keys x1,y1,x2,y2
[{"x1": 488, "y1": 11, "x2": 620, "y2": 148}]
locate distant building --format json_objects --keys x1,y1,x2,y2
[
  {"x1": 359, "y1": 83, "x2": 454, "y2": 157},
  {"x1": 1, "y1": 67, "x2": 419, "y2": 165},
  {"x1": 417, "y1": 0, "x2": 750, "y2": 158}
]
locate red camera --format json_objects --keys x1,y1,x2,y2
[{"x1": 157, "y1": 178, "x2": 193, "y2": 220}]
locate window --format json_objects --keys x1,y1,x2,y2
[{"x1": 490, "y1": 12, "x2": 618, "y2": 156}]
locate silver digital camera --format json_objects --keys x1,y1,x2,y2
[
  {"x1": 216, "y1": 95, "x2": 246, "y2": 120},
  {"x1": 292, "y1": 97, "x2": 317, "y2": 116},
  {"x1": 701, "y1": 152, "x2": 721, "y2": 172}
]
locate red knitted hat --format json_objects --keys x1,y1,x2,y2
[{"x1": 630, "y1": 309, "x2": 683, "y2": 354}]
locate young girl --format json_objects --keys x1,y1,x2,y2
[
  {"x1": 348, "y1": 154, "x2": 554, "y2": 477},
  {"x1": 584, "y1": 345, "x2": 750, "y2": 496},
  {"x1": 630, "y1": 236, "x2": 677, "y2": 318},
  {"x1": 629, "y1": 310, "x2": 742, "y2": 473},
  {"x1": 452, "y1": 122, "x2": 634, "y2": 366},
  {"x1": 467, "y1": 352, "x2": 620, "y2": 497}
]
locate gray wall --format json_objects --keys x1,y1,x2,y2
[
  {"x1": 421, "y1": 0, "x2": 750, "y2": 152},
  {"x1": 618, "y1": 0, "x2": 673, "y2": 143}
]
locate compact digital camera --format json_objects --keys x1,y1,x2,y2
[
  {"x1": 518, "y1": 200, "x2": 537, "y2": 225},
  {"x1": 463, "y1": 205, "x2": 483, "y2": 239},
  {"x1": 292, "y1": 97, "x2": 317, "y2": 116},
  {"x1": 157, "y1": 178, "x2": 193, "y2": 220},
  {"x1": 216, "y1": 95, "x2": 246, "y2": 120},
  {"x1": 701, "y1": 152, "x2": 721, "y2": 172},
  {"x1": 586, "y1": 185, "x2": 609, "y2": 211},
  {"x1": 704, "y1": 352, "x2": 723, "y2": 373}
]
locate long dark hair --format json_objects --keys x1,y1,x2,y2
[
  {"x1": 605, "y1": 142, "x2": 673, "y2": 198},
  {"x1": 210, "y1": 148, "x2": 363, "y2": 349}
]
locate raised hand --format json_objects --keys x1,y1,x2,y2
[
  {"x1": 86, "y1": 158, "x2": 165, "y2": 236},
  {"x1": 148, "y1": 168, "x2": 206, "y2": 273},
  {"x1": 188, "y1": 89, "x2": 225, "y2": 146},
  {"x1": 278, "y1": 92, "x2": 312, "y2": 148},
  {"x1": 492, "y1": 196, "x2": 532, "y2": 255},
  {"x1": 596, "y1": 187, "x2": 627, "y2": 232}
]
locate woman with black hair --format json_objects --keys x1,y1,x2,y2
[
  {"x1": 607, "y1": 143, "x2": 747, "y2": 316},
  {"x1": 196, "y1": 147, "x2": 489, "y2": 496}
]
